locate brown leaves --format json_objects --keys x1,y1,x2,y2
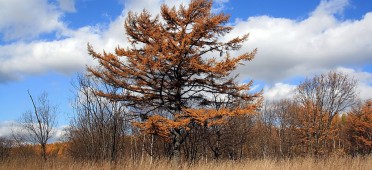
[
  {"x1": 345, "y1": 100, "x2": 372, "y2": 151},
  {"x1": 88, "y1": 0, "x2": 261, "y2": 142},
  {"x1": 133, "y1": 115, "x2": 175, "y2": 139},
  {"x1": 183, "y1": 107, "x2": 258, "y2": 126},
  {"x1": 134, "y1": 106, "x2": 259, "y2": 140}
]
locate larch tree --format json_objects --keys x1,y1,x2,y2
[{"x1": 87, "y1": 0, "x2": 261, "y2": 162}]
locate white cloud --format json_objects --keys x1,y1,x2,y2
[
  {"x1": 0, "y1": 0, "x2": 65, "y2": 41},
  {"x1": 0, "y1": 121, "x2": 18, "y2": 138},
  {"x1": 227, "y1": 0, "x2": 372, "y2": 83},
  {"x1": 58, "y1": 0, "x2": 76, "y2": 13},
  {"x1": 0, "y1": 120, "x2": 68, "y2": 142},
  {"x1": 0, "y1": 27, "x2": 101, "y2": 82},
  {"x1": 263, "y1": 83, "x2": 296, "y2": 101},
  {"x1": 358, "y1": 84, "x2": 372, "y2": 100},
  {"x1": 212, "y1": 0, "x2": 229, "y2": 13},
  {"x1": 119, "y1": 0, "x2": 189, "y2": 15},
  {"x1": 0, "y1": 0, "x2": 371, "y2": 91},
  {"x1": 53, "y1": 125, "x2": 68, "y2": 142},
  {"x1": 335, "y1": 67, "x2": 372, "y2": 100},
  {"x1": 0, "y1": 0, "x2": 193, "y2": 82},
  {"x1": 312, "y1": 0, "x2": 349, "y2": 16},
  {"x1": 262, "y1": 67, "x2": 372, "y2": 102},
  {"x1": 121, "y1": 0, "x2": 162, "y2": 14}
]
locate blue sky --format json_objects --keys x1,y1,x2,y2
[{"x1": 0, "y1": 0, "x2": 372, "y2": 137}]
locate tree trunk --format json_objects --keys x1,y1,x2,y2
[
  {"x1": 41, "y1": 143, "x2": 47, "y2": 161},
  {"x1": 172, "y1": 130, "x2": 182, "y2": 165},
  {"x1": 111, "y1": 122, "x2": 117, "y2": 163},
  {"x1": 150, "y1": 134, "x2": 154, "y2": 165},
  {"x1": 173, "y1": 138, "x2": 181, "y2": 164}
]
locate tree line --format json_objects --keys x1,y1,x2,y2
[{"x1": 62, "y1": 71, "x2": 370, "y2": 163}]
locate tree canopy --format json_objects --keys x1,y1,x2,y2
[{"x1": 87, "y1": 0, "x2": 261, "y2": 162}]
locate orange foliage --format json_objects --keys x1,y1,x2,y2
[
  {"x1": 87, "y1": 0, "x2": 261, "y2": 153},
  {"x1": 46, "y1": 142, "x2": 69, "y2": 158},
  {"x1": 346, "y1": 100, "x2": 372, "y2": 154},
  {"x1": 133, "y1": 106, "x2": 260, "y2": 140},
  {"x1": 9, "y1": 142, "x2": 69, "y2": 159}
]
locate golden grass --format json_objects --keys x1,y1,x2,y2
[{"x1": 1, "y1": 156, "x2": 372, "y2": 170}]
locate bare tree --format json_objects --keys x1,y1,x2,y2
[
  {"x1": 20, "y1": 91, "x2": 57, "y2": 161},
  {"x1": 67, "y1": 74, "x2": 129, "y2": 162}
]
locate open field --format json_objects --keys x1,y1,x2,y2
[{"x1": 1, "y1": 156, "x2": 372, "y2": 170}]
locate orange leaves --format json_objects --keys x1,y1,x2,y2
[
  {"x1": 133, "y1": 115, "x2": 173, "y2": 138},
  {"x1": 46, "y1": 142, "x2": 68, "y2": 158},
  {"x1": 134, "y1": 107, "x2": 258, "y2": 140},
  {"x1": 345, "y1": 100, "x2": 372, "y2": 152},
  {"x1": 86, "y1": 0, "x2": 259, "y2": 110},
  {"x1": 183, "y1": 107, "x2": 258, "y2": 126},
  {"x1": 87, "y1": 0, "x2": 261, "y2": 153},
  {"x1": 133, "y1": 114, "x2": 193, "y2": 140}
]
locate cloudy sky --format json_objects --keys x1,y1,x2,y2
[{"x1": 0, "y1": 0, "x2": 371, "y2": 137}]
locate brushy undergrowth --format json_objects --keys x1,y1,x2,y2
[{"x1": 1, "y1": 156, "x2": 372, "y2": 170}]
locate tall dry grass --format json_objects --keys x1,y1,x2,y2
[{"x1": 1, "y1": 156, "x2": 372, "y2": 170}]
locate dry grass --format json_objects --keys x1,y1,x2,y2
[{"x1": 1, "y1": 156, "x2": 372, "y2": 170}]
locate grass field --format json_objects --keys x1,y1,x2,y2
[{"x1": 1, "y1": 156, "x2": 372, "y2": 170}]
